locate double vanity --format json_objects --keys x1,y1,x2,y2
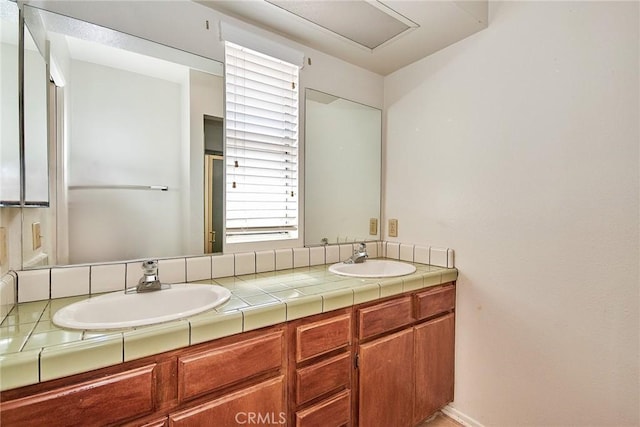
[{"x1": 0, "y1": 258, "x2": 457, "y2": 426}]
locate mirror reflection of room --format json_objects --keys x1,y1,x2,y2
[
  {"x1": 21, "y1": 6, "x2": 223, "y2": 266},
  {"x1": 304, "y1": 89, "x2": 381, "y2": 246}
]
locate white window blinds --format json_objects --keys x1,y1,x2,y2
[{"x1": 225, "y1": 41, "x2": 299, "y2": 242}]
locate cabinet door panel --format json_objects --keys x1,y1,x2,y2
[
  {"x1": 296, "y1": 389, "x2": 351, "y2": 427},
  {"x1": 414, "y1": 313, "x2": 455, "y2": 423},
  {"x1": 414, "y1": 284, "x2": 455, "y2": 320},
  {"x1": 358, "y1": 329, "x2": 413, "y2": 427},
  {"x1": 169, "y1": 376, "x2": 286, "y2": 427},
  {"x1": 0, "y1": 365, "x2": 156, "y2": 427},
  {"x1": 296, "y1": 313, "x2": 351, "y2": 363},
  {"x1": 178, "y1": 331, "x2": 283, "y2": 402},
  {"x1": 358, "y1": 296, "x2": 413, "y2": 340},
  {"x1": 295, "y1": 352, "x2": 351, "y2": 405}
]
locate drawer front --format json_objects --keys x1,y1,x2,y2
[
  {"x1": 358, "y1": 296, "x2": 414, "y2": 340},
  {"x1": 295, "y1": 389, "x2": 351, "y2": 427},
  {"x1": 0, "y1": 364, "x2": 156, "y2": 426},
  {"x1": 295, "y1": 353, "x2": 351, "y2": 405},
  {"x1": 415, "y1": 284, "x2": 456, "y2": 320},
  {"x1": 296, "y1": 313, "x2": 351, "y2": 363},
  {"x1": 170, "y1": 376, "x2": 285, "y2": 427},
  {"x1": 178, "y1": 331, "x2": 283, "y2": 402}
]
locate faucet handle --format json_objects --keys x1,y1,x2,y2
[{"x1": 141, "y1": 260, "x2": 158, "y2": 275}]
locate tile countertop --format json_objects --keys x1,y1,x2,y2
[{"x1": 0, "y1": 261, "x2": 457, "y2": 391}]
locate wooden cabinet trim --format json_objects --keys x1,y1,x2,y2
[
  {"x1": 357, "y1": 295, "x2": 414, "y2": 340},
  {"x1": 0, "y1": 364, "x2": 157, "y2": 426},
  {"x1": 295, "y1": 312, "x2": 352, "y2": 363},
  {"x1": 169, "y1": 375, "x2": 286, "y2": 427},
  {"x1": 414, "y1": 284, "x2": 456, "y2": 320},
  {"x1": 295, "y1": 389, "x2": 351, "y2": 427},
  {"x1": 295, "y1": 352, "x2": 351, "y2": 406},
  {"x1": 177, "y1": 330, "x2": 283, "y2": 403}
]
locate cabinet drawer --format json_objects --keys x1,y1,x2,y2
[
  {"x1": 414, "y1": 284, "x2": 455, "y2": 320},
  {"x1": 0, "y1": 364, "x2": 156, "y2": 426},
  {"x1": 295, "y1": 353, "x2": 351, "y2": 405},
  {"x1": 295, "y1": 389, "x2": 351, "y2": 427},
  {"x1": 296, "y1": 313, "x2": 351, "y2": 363},
  {"x1": 170, "y1": 376, "x2": 285, "y2": 427},
  {"x1": 358, "y1": 296, "x2": 414, "y2": 340},
  {"x1": 178, "y1": 331, "x2": 283, "y2": 402}
]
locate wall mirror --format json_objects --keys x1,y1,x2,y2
[
  {"x1": 20, "y1": 5, "x2": 224, "y2": 268},
  {"x1": 0, "y1": 0, "x2": 49, "y2": 206},
  {"x1": 0, "y1": 0, "x2": 21, "y2": 205},
  {"x1": 304, "y1": 88, "x2": 381, "y2": 246}
]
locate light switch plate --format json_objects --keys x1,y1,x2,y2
[
  {"x1": 369, "y1": 218, "x2": 378, "y2": 235},
  {"x1": 388, "y1": 219, "x2": 398, "y2": 237},
  {"x1": 32, "y1": 222, "x2": 42, "y2": 250}
]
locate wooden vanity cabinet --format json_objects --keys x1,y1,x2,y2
[
  {"x1": 0, "y1": 325, "x2": 287, "y2": 427},
  {"x1": 1, "y1": 282, "x2": 455, "y2": 427},
  {"x1": 355, "y1": 283, "x2": 456, "y2": 427},
  {"x1": 288, "y1": 308, "x2": 353, "y2": 427}
]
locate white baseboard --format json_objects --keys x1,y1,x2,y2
[{"x1": 442, "y1": 404, "x2": 485, "y2": 427}]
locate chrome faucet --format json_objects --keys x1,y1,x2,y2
[
  {"x1": 126, "y1": 260, "x2": 170, "y2": 293},
  {"x1": 345, "y1": 243, "x2": 368, "y2": 264}
]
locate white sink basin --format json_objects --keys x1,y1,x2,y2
[
  {"x1": 328, "y1": 259, "x2": 417, "y2": 278},
  {"x1": 53, "y1": 284, "x2": 231, "y2": 330}
]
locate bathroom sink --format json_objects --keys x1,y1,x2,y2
[
  {"x1": 53, "y1": 284, "x2": 231, "y2": 330},
  {"x1": 328, "y1": 259, "x2": 417, "y2": 278}
]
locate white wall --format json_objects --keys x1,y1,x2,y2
[{"x1": 384, "y1": 2, "x2": 639, "y2": 426}]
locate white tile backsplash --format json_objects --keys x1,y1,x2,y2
[
  {"x1": 365, "y1": 242, "x2": 378, "y2": 258},
  {"x1": 275, "y1": 249, "x2": 293, "y2": 270},
  {"x1": 256, "y1": 251, "x2": 275, "y2": 273},
  {"x1": 399, "y1": 244, "x2": 414, "y2": 262},
  {"x1": 414, "y1": 246, "x2": 430, "y2": 265},
  {"x1": 430, "y1": 247, "x2": 448, "y2": 267},
  {"x1": 212, "y1": 254, "x2": 234, "y2": 278},
  {"x1": 325, "y1": 245, "x2": 340, "y2": 264},
  {"x1": 51, "y1": 266, "x2": 90, "y2": 299},
  {"x1": 293, "y1": 247, "x2": 310, "y2": 268},
  {"x1": 386, "y1": 242, "x2": 400, "y2": 259},
  {"x1": 158, "y1": 258, "x2": 186, "y2": 283},
  {"x1": 0, "y1": 273, "x2": 17, "y2": 322},
  {"x1": 9, "y1": 240, "x2": 453, "y2": 303},
  {"x1": 17, "y1": 269, "x2": 50, "y2": 302},
  {"x1": 339, "y1": 244, "x2": 354, "y2": 262},
  {"x1": 126, "y1": 261, "x2": 143, "y2": 288},
  {"x1": 309, "y1": 247, "x2": 325, "y2": 266},
  {"x1": 186, "y1": 256, "x2": 212, "y2": 282},
  {"x1": 235, "y1": 252, "x2": 256, "y2": 275},
  {"x1": 90, "y1": 264, "x2": 125, "y2": 294}
]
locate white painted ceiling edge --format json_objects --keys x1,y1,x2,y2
[{"x1": 197, "y1": 0, "x2": 488, "y2": 76}]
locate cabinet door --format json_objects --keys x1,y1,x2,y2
[
  {"x1": 169, "y1": 376, "x2": 286, "y2": 427},
  {"x1": 413, "y1": 313, "x2": 455, "y2": 424},
  {"x1": 358, "y1": 329, "x2": 413, "y2": 427}
]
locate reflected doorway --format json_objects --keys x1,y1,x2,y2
[{"x1": 204, "y1": 116, "x2": 223, "y2": 253}]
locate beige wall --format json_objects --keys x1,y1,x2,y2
[{"x1": 384, "y1": 1, "x2": 639, "y2": 425}]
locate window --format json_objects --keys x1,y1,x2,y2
[{"x1": 224, "y1": 41, "x2": 299, "y2": 243}]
